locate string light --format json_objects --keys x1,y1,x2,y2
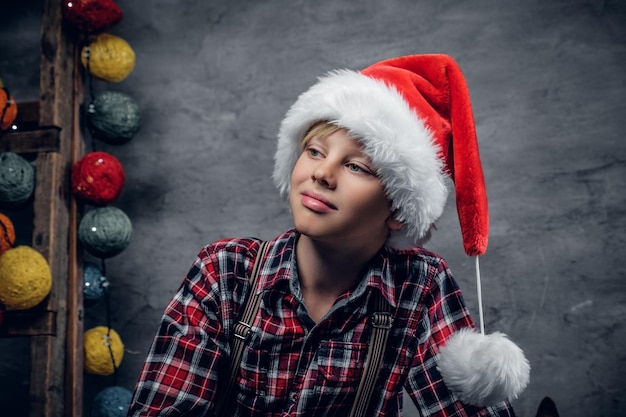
[{"x1": 63, "y1": 1, "x2": 138, "y2": 412}]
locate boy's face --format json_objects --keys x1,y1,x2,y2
[{"x1": 289, "y1": 128, "x2": 401, "y2": 248}]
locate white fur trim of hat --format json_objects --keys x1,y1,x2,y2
[{"x1": 273, "y1": 69, "x2": 448, "y2": 250}]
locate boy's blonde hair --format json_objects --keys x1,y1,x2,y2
[{"x1": 301, "y1": 121, "x2": 344, "y2": 148}]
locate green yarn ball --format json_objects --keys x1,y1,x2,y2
[
  {"x1": 78, "y1": 206, "x2": 132, "y2": 258},
  {"x1": 0, "y1": 152, "x2": 35, "y2": 206},
  {"x1": 88, "y1": 92, "x2": 141, "y2": 145}
]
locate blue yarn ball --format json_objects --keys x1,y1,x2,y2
[
  {"x1": 78, "y1": 206, "x2": 132, "y2": 258},
  {"x1": 91, "y1": 386, "x2": 132, "y2": 417},
  {"x1": 0, "y1": 152, "x2": 35, "y2": 206},
  {"x1": 83, "y1": 262, "x2": 104, "y2": 306}
]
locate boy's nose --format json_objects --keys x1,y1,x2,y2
[{"x1": 311, "y1": 162, "x2": 336, "y2": 189}]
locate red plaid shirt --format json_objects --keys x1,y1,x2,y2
[{"x1": 128, "y1": 229, "x2": 515, "y2": 417}]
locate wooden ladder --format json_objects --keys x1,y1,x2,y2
[{"x1": 0, "y1": 0, "x2": 85, "y2": 416}]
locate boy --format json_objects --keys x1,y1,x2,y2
[{"x1": 127, "y1": 54, "x2": 528, "y2": 416}]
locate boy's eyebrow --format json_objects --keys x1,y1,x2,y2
[{"x1": 302, "y1": 133, "x2": 328, "y2": 148}]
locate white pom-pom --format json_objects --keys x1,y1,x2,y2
[{"x1": 437, "y1": 328, "x2": 530, "y2": 406}]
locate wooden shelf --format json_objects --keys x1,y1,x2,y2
[
  {"x1": 0, "y1": 309, "x2": 57, "y2": 337},
  {"x1": 0, "y1": 0, "x2": 85, "y2": 415},
  {"x1": 0, "y1": 128, "x2": 61, "y2": 154}
]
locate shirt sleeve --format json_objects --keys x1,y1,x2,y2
[
  {"x1": 404, "y1": 258, "x2": 516, "y2": 417},
  {"x1": 126, "y1": 245, "x2": 239, "y2": 417}
]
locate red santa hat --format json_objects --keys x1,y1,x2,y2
[
  {"x1": 273, "y1": 54, "x2": 529, "y2": 406},
  {"x1": 274, "y1": 54, "x2": 488, "y2": 255}
]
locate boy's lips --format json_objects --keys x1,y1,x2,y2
[{"x1": 301, "y1": 191, "x2": 337, "y2": 212}]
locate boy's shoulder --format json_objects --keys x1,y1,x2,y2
[
  {"x1": 384, "y1": 245, "x2": 453, "y2": 287},
  {"x1": 205, "y1": 236, "x2": 261, "y2": 253},
  {"x1": 381, "y1": 246, "x2": 455, "y2": 306},
  {"x1": 194, "y1": 231, "x2": 295, "y2": 289},
  {"x1": 201, "y1": 229, "x2": 295, "y2": 259},
  {"x1": 387, "y1": 245, "x2": 448, "y2": 269}
]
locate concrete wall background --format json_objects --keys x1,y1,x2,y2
[{"x1": 1, "y1": 1, "x2": 625, "y2": 416}]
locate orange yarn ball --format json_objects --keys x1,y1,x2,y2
[
  {"x1": 0, "y1": 213, "x2": 15, "y2": 256},
  {"x1": 0, "y1": 87, "x2": 18, "y2": 131}
]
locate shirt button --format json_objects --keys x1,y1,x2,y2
[{"x1": 290, "y1": 392, "x2": 299, "y2": 402}]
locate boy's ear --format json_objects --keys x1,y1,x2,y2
[{"x1": 386, "y1": 215, "x2": 403, "y2": 231}]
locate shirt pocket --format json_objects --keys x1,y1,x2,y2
[
  {"x1": 235, "y1": 345, "x2": 269, "y2": 410},
  {"x1": 314, "y1": 341, "x2": 368, "y2": 406}
]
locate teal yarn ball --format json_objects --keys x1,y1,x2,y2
[
  {"x1": 91, "y1": 386, "x2": 132, "y2": 417},
  {"x1": 0, "y1": 152, "x2": 35, "y2": 206},
  {"x1": 88, "y1": 91, "x2": 141, "y2": 145},
  {"x1": 83, "y1": 261, "x2": 104, "y2": 306},
  {"x1": 78, "y1": 206, "x2": 132, "y2": 258}
]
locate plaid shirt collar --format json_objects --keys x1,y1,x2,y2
[{"x1": 257, "y1": 229, "x2": 397, "y2": 308}]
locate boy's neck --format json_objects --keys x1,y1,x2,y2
[{"x1": 295, "y1": 234, "x2": 379, "y2": 299}]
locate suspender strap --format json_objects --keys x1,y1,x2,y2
[
  {"x1": 348, "y1": 292, "x2": 393, "y2": 417},
  {"x1": 215, "y1": 240, "x2": 270, "y2": 416}
]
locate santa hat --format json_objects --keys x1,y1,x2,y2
[{"x1": 273, "y1": 54, "x2": 529, "y2": 406}]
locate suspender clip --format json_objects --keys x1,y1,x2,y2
[
  {"x1": 234, "y1": 321, "x2": 253, "y2": 341},
  {"x1": 371, "y1": 312, "x2": 393, "y2": 329}
]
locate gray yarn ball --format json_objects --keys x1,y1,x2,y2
[
  {"x1": 88, "y1": 91, "x2": 141, "y2": 145},
  {"x1": 0, "y1": 152, "x2": 35, "y2": 206},
  {"x1": 91, "y1": 386, "x2": 132, "y2": 417},
  {"x1": 78, "y1": 206, "x2": 132, "y2": 258}
]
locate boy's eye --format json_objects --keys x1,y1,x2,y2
[
  {"x1": 307, "y1": 147, "x2": 322, "y2": 157},
  {"x1": 346, "y1": 163, "x2": 370, "y2": 174}
]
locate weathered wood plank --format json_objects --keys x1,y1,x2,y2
[
  {"x1": 13, "y1": 101, "x2": 40, "y2": 129},
  {"x1": 0, "y1": 310, "x2": 57, "y2": 337},
  {"x1": 29, "y1": 0, "x2": 77, "y2": 416},
  {"x1": 65, "y1": 44, "x2": 85, "y2": 417},
  {"x1": 0, "y1": 126, "x2": 61, "y2": 153}
]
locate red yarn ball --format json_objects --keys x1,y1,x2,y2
[
  {"x1": 63, "y1": 0, "x2": 123, "y2": 34},
  {"x1": 72, "y1": 152, "x2": 125, "y2": 206}
]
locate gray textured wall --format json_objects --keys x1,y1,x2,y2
[{"x1": 1, "y1": 1, "x2": 625, "y2": 416}]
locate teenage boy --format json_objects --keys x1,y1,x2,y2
[{"x1": 127, "y1": 54, "x2": 529, "y2": 417}]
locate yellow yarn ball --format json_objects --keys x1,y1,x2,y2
[
  {"x1": 81, "y1": 33, "x2": 135, "y2": 83},
  {"x1": 0, "y1": 246, "x2": 52, "y2": 310},
  {"x1": 84, "y1": 326, "x2": 124, "y2": 375}
]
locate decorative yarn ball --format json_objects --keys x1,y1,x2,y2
[
  {"x1": 0, "y1": 213, "x2": 16, "y2": 256},
  {"x1": 72, "y1": 151, "x2": 125, "y2": 205},
  {"x1": 0, "y1": 246, "x2": 52, "y2": 310},
  {"x1": 63, "y1": 0, "x2": 123, "y2": 34},
  {"x1": 88, "y1": 92, "x2": 141, "y2": 145},
  {"x1": 78, "y1": 206, "x2": 132, "y2": 258},
  {"x1": 83, "y1": 261, "x2": 105, "y2": 307},
  {"x1": 84, "y1": 326, "x2": 124, "y2": 375},
  {"x1": 81, "y1": 33, "x2": 135, "y2": 83},
  {"x1": 0, "y1": 84, "x2": 18, "y2": 131},
  {"x1": 91, "y1": 386, "x2": 132, "y2": 417},
  {"x1": 0, "y1": 152, "x2": 36, "y2": 206}
]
